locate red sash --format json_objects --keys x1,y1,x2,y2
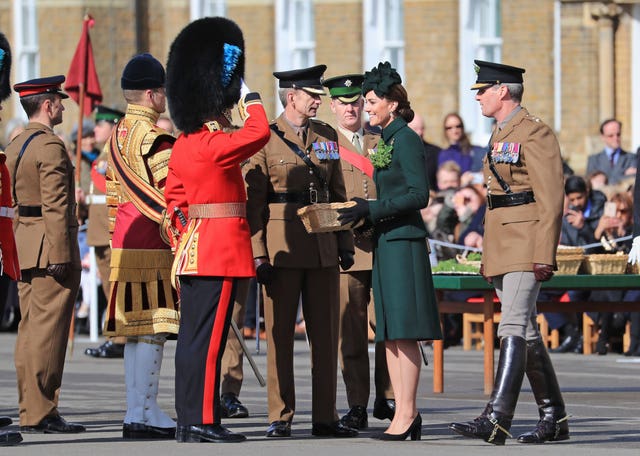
[{"x1": 339, "y1": 145, "x2": 374, "y2": 178}]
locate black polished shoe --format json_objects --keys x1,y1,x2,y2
[
  {"x1": 311, "y1": 421, "x2": 358, "y2": 438},
  {"x1": 0, "y1": 430, "x2": 22, "y2": 446},
  {"x1": 265, "y1": 420, "x2": 291, "y2": 438},
  {"x1": 176, "y1": 424, "x2": 246, "y2": 443},
  {"x1": 123, "y1": 422, "x2": 176, "y2": 439},
  {"x1": 517, "y1": 416, "x2": 569, "y2": 444},
  {"x1": 595, "y1": 338, "x2": 608, "y2": 355},
  {"x1": 339, "y1": 405, "x2": 368, "y2": 430},
  {"x1": 372, "y1": 397, "x2": 395, "y2": 421},
  {"x1": 372, "y1": 414, "x2": 422, "y2": 441},
  {"x1": 549, "y1": 334, "x2": 580, "y2": 353},
  {"x1": 84, "y1": 340, "x2": 125, "y2": 358},
  {"x1": 220, "y1": 393, "x2": 249, "y2": 419},
  {"x1": 571, "y1": 336, "x2": 584, "y2": 354},
  {"x1": 0, "y1": 416, "x2": 12, "y2": 428},
  {"x1": 20, "y1": 415, "x2": 85, "y2": 434},
  {"x1": 449, "y1": 413, "x2": 512, "y2": 445}
]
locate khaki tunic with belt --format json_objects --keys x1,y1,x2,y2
[
  {"x1": 482, "y1": 108, "x2": 564, "y2": 277},
  {"x1": 245, "y1": 114, "x2": 353, "y2": 423},
  {"x1": 6, "y1": 122, "x2": 81, "y2": 426}
]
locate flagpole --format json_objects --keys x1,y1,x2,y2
[{"x1": 74, "y1": 81, "x2": 86, "y2": 186}]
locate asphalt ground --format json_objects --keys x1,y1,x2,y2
[{"x1": 0, "y1": 332, "x2": 639, "y2": 455}]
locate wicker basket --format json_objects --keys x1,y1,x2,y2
[
  {"x1": 456, "y1": 254, "x2": 481, "y2": 268},
  {"x1": 297, "y1": 202, "x2": 362, "y2": 233},
  {"x1": 557, "y1": 246, "x2": 585, "y2": 256},
  {"x1": 583, "y1": 254, "x2": 629, "y2": 275},
  {"x1": 556, "y1": 255, "x2": 584, "y2": 275}
]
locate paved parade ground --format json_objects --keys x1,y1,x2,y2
[{"x1": 0, "y1": 332, "x2": 639, "y2": 455}]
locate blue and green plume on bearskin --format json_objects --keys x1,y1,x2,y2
[
  {"x1": 166, "y1": 17, "x2": 245, "y2": 134},
  {"x1": 0, "y1": 33, "x2": 12, "y2": 102}
]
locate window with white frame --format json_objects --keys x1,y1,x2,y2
[
  {"x1": 12, "y1": 0, "x2": 39, "y2": 118},
  {"x1": 363, "y1": 0, "x2": 405, "y2": 78},
  {"x1": 190, "y1": 0, "x2": 226, "y2": 19},
  {"x1": 274, "y1": 0, "x2": 315, "y2": 111},
  {"x1": 459, "y1": 0, "x2": 502, "y2": 146}
]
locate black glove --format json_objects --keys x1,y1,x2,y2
[
  {"x1": 256, "y1": 262, "x2": 275, "y2": 285},
  {"x1": 337, "y1": 197, "x2": 370, "y2": 226},
  {"x1": 47, "y1": 263, "x2": 70, "y2": 282},
  {"x1": 479, "y1": 263, "x2": 492, "y2": 284},
  {"x1": 339, "y1": 250, "x2": 354, "y2": 271},
  {"x1": 533, "y1": 263, "x2": 554, "y2": 282}
]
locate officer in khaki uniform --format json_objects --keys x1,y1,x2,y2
[
  {"x1": 245, "y1": 65, "x2": 357, "y2": 438},
  {"x1": 450, "y1": 60, "x2": 569, "y2": 445},
  {"x1": 322, "y1": 74, "x2": 394, "y2": 430},
  {"x1": 6, "y1": 76, "x2": 84, "y2": 433},
  {"x1": 85, "y1": 105, "x2": 126, "y2": 358}
]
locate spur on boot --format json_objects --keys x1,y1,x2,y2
[
  {"x1": 449, "y1": 412, "x2": 512, "y2": 445},
  {"x1": 372, "y1": 414, "x2": 421, "y2": 441},
  {"x1": 517, "y1": 416, "x2": 569, "y2": 444}
]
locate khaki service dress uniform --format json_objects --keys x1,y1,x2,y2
[
  {"x1": 245, "y1": 114, "x2": 354, "y2": 425},
  {"x1": 6, "y1": 122, "x2": 81, "y2": 426},
  {"x1": 336, "y1": 128, "x2": 392, "y2": 408}
]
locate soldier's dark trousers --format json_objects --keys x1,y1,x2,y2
[{"x1": 175, "y1": 276, "x2": 236, "y2": 425}]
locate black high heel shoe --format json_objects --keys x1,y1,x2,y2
[{"x1": 373, "y1": 414, "x2": 422, "y2": 441}]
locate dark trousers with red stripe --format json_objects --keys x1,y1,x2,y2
[{"x1": 175, "y1": 276, "x2": 237, "y2": 425}]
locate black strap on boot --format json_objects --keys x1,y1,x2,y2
[
  {"x1": 517, "y1": 338, "x2": 570, "y2": 443},
  {"x1": 449, "y1": 336, "x2": 526, "y2": 445}
]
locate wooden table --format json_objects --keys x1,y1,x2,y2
[{"x1": 432, "y1": 274, "x2": 640, "y2": 395}]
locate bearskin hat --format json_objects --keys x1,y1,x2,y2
[
  {"x1": 0, "y1": 33, "x2": 12, "y2": 102},
  {"x1": 166, "y1": 17, "x2": 245, "y2": 134}
]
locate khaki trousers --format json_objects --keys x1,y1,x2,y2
[
  {"x1": 339, "y1": 271, "x2": 393, "y2": 407},
  {"x1": 15, "y1": 268, "x2": 81, "y2": 425},
  {"x1": 264, "y1": 266, "x2": 339, "y2": 424}
]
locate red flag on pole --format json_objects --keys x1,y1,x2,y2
[{"x1": 65, "y1": 15, "x2": 102, "y2": 116}]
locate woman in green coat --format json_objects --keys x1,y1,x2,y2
[{"x1": 339, "y1": 62, "x2": 441, "y2": 441}]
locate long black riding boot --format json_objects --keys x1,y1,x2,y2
[
  {"x1": 449, "y1": 336, "x2": 527, "y2": 445},
  {"x1": 517, "y1": 338, "x2": 569, "y2": 443}
]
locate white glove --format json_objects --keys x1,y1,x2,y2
[
  {"x1": 628, "y1": 236, "x2": 640, "y2": 265},
  {"x1": 240, "y1": 79, "x2": 251, "y2": 98}
]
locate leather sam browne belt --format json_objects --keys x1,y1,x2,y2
[
  {"x1": 487, "y1": 190, "x2": 535, "y2": 210},
  {"x1": 267, "y1": 191, "x2": 330, "y2": 205},
  {"x1": 188, "y1": 202, "x2": 246, "y2": 219},
  {"x1": 18, "y1": 205, "x2": 42, "y2": 217}
]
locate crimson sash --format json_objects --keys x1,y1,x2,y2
[{"x1": 339, "y1": 145, "x2": 374, "y2": 178}]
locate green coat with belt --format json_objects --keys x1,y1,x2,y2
[{"x1": 367, "y1": 118, "x2": 442, "y2": 342}]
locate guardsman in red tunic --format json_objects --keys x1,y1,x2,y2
[
  {"x1": 0, "y1": 31, "x2": 22, "y2": 448},
  {"x1": 104, "y1": 54, "x2": 179, "y2": 440},
  {"x1": 165, "y1": 17, "x2": 270, "y2": 443}
]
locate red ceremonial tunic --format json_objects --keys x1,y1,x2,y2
[
  {"x1": 0, "y1": 152, "x2": 19, "y2": 280},
  {"x1": 165, "y1": 93, "x2": 270, "y2": 278}
]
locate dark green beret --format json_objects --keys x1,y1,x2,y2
[{"x1": 361, "y1": 62, "x2": 402, "y2": 98}]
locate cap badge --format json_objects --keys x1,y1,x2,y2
[{"x1": 344, "y1": 79, "x2": 352, "y2": 87}]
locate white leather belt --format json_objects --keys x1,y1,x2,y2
[
  {"x1": 0, "y1": 207, "x2": 15, "y2": 218},
  {"x1": 86, "y1": 194, "x2": 106, "y2": 205}
]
